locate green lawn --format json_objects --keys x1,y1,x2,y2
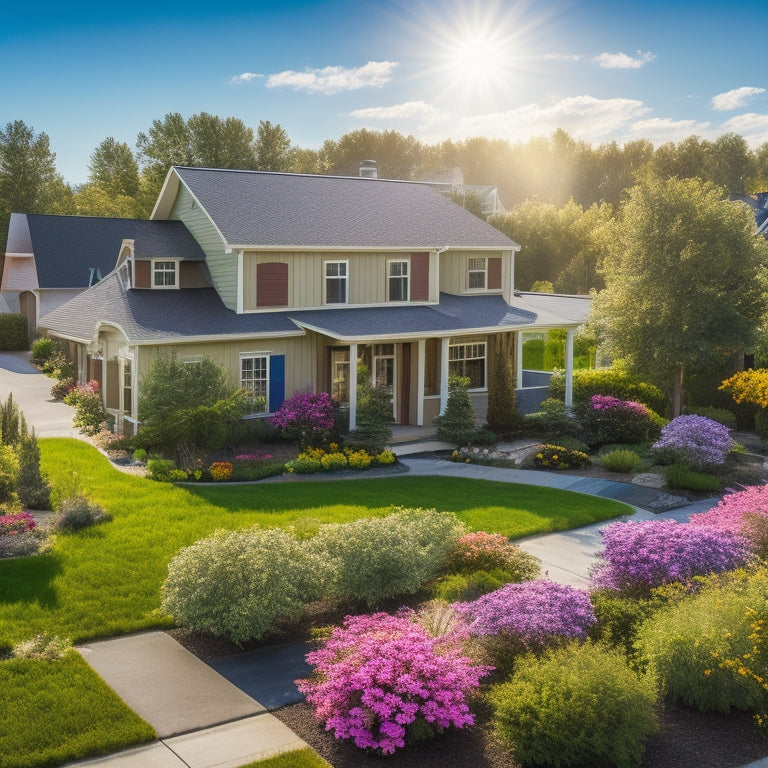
[
  {"x1": 0, "y1": 652, "x2": 155, "y2": 768},
  {"x1": 238, "y1": 749, "x2": 333, "y2": 768},
  {"x1": 0, "y1": 438, "x2": 630, "y2": 648}
]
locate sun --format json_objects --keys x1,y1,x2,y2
[{"x1": 450, "y1": 31, "x2": 509, "y2": 89}]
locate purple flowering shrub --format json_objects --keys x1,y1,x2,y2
[
  {"x1": 578, "y1": 394, "x2": 661, "y2": 446},
  {"x1": 297, "y1": 612, "x2": 492, "y2": 754},
  {"x1": 651, "y1": 414, "x2": 733, "y2": 470},
  {"x1": 271, "y1": 392, "x2": 335, "y2": 448},
  {"x1": 454, "y1": 579, "x2": 596, "y2": 650},
  {"x1": 690, "y1": 484, "x2": 768, "y2": 556},
  {"x1": 591, "y1": 520, "x2": 750, "y2": 594}
]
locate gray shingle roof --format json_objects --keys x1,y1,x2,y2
[
  {"x1": 22, "y1": 215, "x2": 205, "y2": 289},
  {"x1": 171, "y1": 167, "x2": 520, "y2": 250},
  {"x1": 40, "y1": 273, "x2": 572, "y2": 345}
]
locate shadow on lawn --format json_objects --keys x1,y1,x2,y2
[{"x1": 0, "y1": 552, "x2": 61, "y2": 608}]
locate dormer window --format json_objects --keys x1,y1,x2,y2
[
  {"x1": 152, "y1": 259, "x2": 178, "y2": 289},
  {"x1": 388, "y1": 260, "x2": 409, "y2": 302},
  {"x1": 467, "y1": 257, "x2": 487, "y2": 290}
]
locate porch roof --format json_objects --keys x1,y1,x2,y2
[{"x1": 39, "y1": 270, "x2": 588, "y2": 345}]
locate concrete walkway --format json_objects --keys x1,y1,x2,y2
[{"x1": 0, "y1": 350, "x2": 81, "y2": 438}]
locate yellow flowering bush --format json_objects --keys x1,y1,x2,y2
[
  {"x1": 209, "y1": 462, "x2": 233, "y2": 482},
  {"x1": 533, "y1": 444, "x2": 589, "y2": 470},
  {"x1": 321, "y1": 451, "x2": 348, "y2": 471},
  {"x1": 346, "y1": 449, "x2": 373, "y2": 469},
  {"x1": 720, "y1": 369, "x2": 768, "y2": 409},
  {"x1": 375, "y1": 450, "x2": 396, "y2": 465}
]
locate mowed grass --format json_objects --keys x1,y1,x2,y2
[
  {"x1": 0, "y1": 438, "x2": 629, "y2": 647},
  {"x1": 238, "y1": 749, "x2": 333, "y2": 768},
  {"x1": 0, "y1": 652, "x2": 155, "y2": 768}
]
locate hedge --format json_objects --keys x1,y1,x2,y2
[{"x1": 0, "y1": 314, "x2": 28, "y2": 351}]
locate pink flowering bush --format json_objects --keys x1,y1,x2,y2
[
  {"x1": 297, "y1": 612, "x2": 492, "y2": 754},
  {"x1": 578, "y1": 394, "x2": 661, "y2": 447},
  {"x1": 271, "y1": 392, "x2": 335, "y2": 448},
  {"x1": 0, "y1": 510, "x2": 36, "y2": 535},
  {"x1": 651, "y1": 414, "x2": 733, "y2": 470},
  {"x1": 691, "y1": 484, "x2": 768, "y2": 556},
  {"x1": 591, "y1": 520, "x2": 750, "y2": 595},
  {"x1": 454, "y1": 579, "x2": 596, "y2": 649}
]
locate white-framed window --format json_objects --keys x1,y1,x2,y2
[
  {"x1": 152, "y1": 259, "x2": 178, "y2": 289},
  {"x1": 121, "y1": 358, "x2": 132, "y2": 415},
  {"x1": 330, "y1": 347, "x2": 350, "y2": 404},
  {"x1": 466, "y1": 257, "x2": 487, "y2": 291},
  {"x1": 325, "y1": 260, "x2": 348, "y2": 304},
  {"x1": 388, "y1": 259, "x2": 409, "y2": 302},
  {"x1": 449, "y1": 339, "x2": 487, "y2": 390},
  {"x1": 240, "y1": 353, "x2": 269, "y2": 413}
]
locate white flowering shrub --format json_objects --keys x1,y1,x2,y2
[
  {"x1": 308, "y1": 507, "x2": 462, "y2": 607},
  {"x1": 161, "y1": 526, "x2": 332, "y2": 644}
]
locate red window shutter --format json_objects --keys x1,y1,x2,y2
[
  {"x1": 488, "y1": 258, "x2": 502, "y2": 290},
  {"x1": 410, "y1": 252, "x2": 430, "y2": 301},
  {"x1": 257, "y1": 262, "x2": 288, "y2": 307}
]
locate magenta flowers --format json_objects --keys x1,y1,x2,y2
[
  {"x1": 297, "y1": 612, "x2": 491, "y2": 754},
  {"x1": 591, "y1": 520, "x2": 750, "y2": 593},
  {"x1": 454, "y1": 580, "x2": 596, "y2": 648},
  {"x1": 270, "y1": 391, "x2": 335, "y2": 448}
]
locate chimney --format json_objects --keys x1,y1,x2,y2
[{"x1": 359, "y1": 159, "x2": 377, "y2": 178}]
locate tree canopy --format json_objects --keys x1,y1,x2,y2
[{"x1": 591, "y1": 175, "x2": 768, "y2": 415}]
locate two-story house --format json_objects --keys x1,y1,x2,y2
[{"x1": 38, "y1": 166, "x2": 590, "y2": 434}]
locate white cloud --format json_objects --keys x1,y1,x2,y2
[
  {"x1": 629, "y1": 117, "x2": 710, "y2": 142},
  {"x1": 711, "y1": 87, "x2": 766, "y2": 111},
  {"x1": 594, "y1": 51, "x2": 655, "y2": 69},
  {"x1": 721, "y1": 112, "x2": 768, "y2": 146},
  {"x1": 543, "y1": 53, "x2": 583, "y2": 62},
  {"x1": 229, "y1": 72, "x2": 263, "y2": 84},
  {"x1": 266, "y1": 61, "x2": 398, "y2": 95},
  {"x1": 350, "y1": 101, "x2": 445, "y2": 121},
  {"x1": 426, "y1": 95, "x2": 652, "y2": 144}
]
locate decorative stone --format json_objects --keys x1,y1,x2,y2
[{"x1": 631, "y1": 472, "x2": 667, "y2": 488}]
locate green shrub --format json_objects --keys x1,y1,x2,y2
[
  {"x1": 431, "y1": 569, "x2": 513, "y2": 602},
  {"x1": 0, "y1": 314, "x2": 28, "y2": 351},
  {"x1": 635, "y1": 570, "x2": 768, "y2": 713},
  {"x1": 756, "y1": 410, "x2": 768, "y2": 441},
  {"x1": 601, "y1": 449, "x2": 642, "y2": 474},
  {"x1": 589, "y1": 589, "x2": 657, "y2": 657},
  {"x1": 433, "y1": 376, "x2": 478, "y2": 444},
  {"x1": 686, "y1": 406, "x2": 738, "y2": 430},
  {"x1": 0, "y1": 444, "x2": 20, "y2": 504},
  {"x1": 664, "y1": 463, "x2": 720, "y2": 493},
  {"x1": 132, "y1": 448, "x2": 147, "y2": 462},
  {"x1": 523, "y1": 397, "x2": 573, "y2": 436},
  {"x1": 0, "y1": 392, "x2": 25, "y2": 448},
  {"x1": 64, "y1": 381, "x2": 109, "y2": 436},
  {"x1": 232, "y1": 459, "x2": 285, "y2": 481},
  {"x1": 30, "y1": 337, "x2": 54, "y2": 362},
  {"x1": 16, "y1": 431, "x2": 51, "y2": 510},
  {"x1": 446, "y1": 531, "x2": 540, "y2": 581},
  {"x1": 53, "y1": 496, "x2": 111, "y2": 532},
  {"x1": 308, "y1": 507, "x2": 462, "y2": 607},
  {"x1": 549, "y1": 368, "x2": 668, "y2": 417},
  {"x1": 491, "y1": 641, "x2": 658, "y2": 768},
  {"x1": 41, "y1": 347, "x2": 76, "y2": 380},
  {"x1": 50, "y1": 377, "x2": 76, "y2": 400},
  {"x1": 347, "y1": 369, "x2": 394, "y2": 453},
  {"x1": 161, "y1": 526, "x2": 331, "y2": 644},
  {"x1": 146, "y1": 458, "x2": 177, "y2": 482}
]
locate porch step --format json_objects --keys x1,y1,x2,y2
[{"x1": 388, "y1": 426, "x2": 439, "y2": 444}]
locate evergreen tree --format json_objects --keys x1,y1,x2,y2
[
  {"x1": 433, "y1": 376, "x2": 477, "y2": 444},
  {"x1": 17, "y1": 429, "x2": 51, "y2": 510}
]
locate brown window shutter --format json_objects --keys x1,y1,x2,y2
[
  {"x1": 488, "y1": 257, "x2": 502, "y2": 290},
  {"x1": 257, "y1": 262, "x2": 288, "y2": 307},
  {"x1": 134, "y1": 260, "x2": 150, "y2": 289},
  {"x1": 410, "y1": 252, "x2": 430, "y2": 301}
]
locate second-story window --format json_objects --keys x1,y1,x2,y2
[
  {"x1": 388, "y1": 260, "x2": 409, "y2": 301},
  {"x1": 152, "y1": 259, "x2": 178, "y2": 289},
  {"x1": 467, "y1": 257, "x2": 487, "y2": 290},
  {"x1": 325, "y1": 260, "x2": 348, "y2": 304}
]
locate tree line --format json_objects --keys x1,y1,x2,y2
[{"x1": 2, "y1": 114, "x2": 768, "y2": 292}]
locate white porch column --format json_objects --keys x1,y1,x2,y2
[
  {"x1": 349, "y1": 343, "x2": 358, "y2": 431},
  {"x1": 565, "y1": 329, "x2": 575, "y2": 408},
  {"x1": 439, "y1": 337, "x2": 450, "y2": 415},
  {"x1": 516, "y1": 331, "x2": 524, "y2": 389},
  {"x1": 416, "y1": 338, "x2": 425, "y2": 426}
]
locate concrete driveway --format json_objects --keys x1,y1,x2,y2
[{"x1": 0, "y1": 351, "x2": 81, "y2": 438}]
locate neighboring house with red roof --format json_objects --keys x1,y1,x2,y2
[{"x1": 34, "y1": 166, "x2": 590, "y2": 434}]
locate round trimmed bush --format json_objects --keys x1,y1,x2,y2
[
  {"x1": 161, "y1": 526, "x2": 332, "y2": 644},
  {"x1": 491, "y1": 641, "x2": 658, "y2": 768},
  {"x1": 53, "y1": 496, "x2": 110, "y2": 531}
]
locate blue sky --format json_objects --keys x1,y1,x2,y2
[{"x1": 2, "y1": 0, "x2": 768, "y2": 185}]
